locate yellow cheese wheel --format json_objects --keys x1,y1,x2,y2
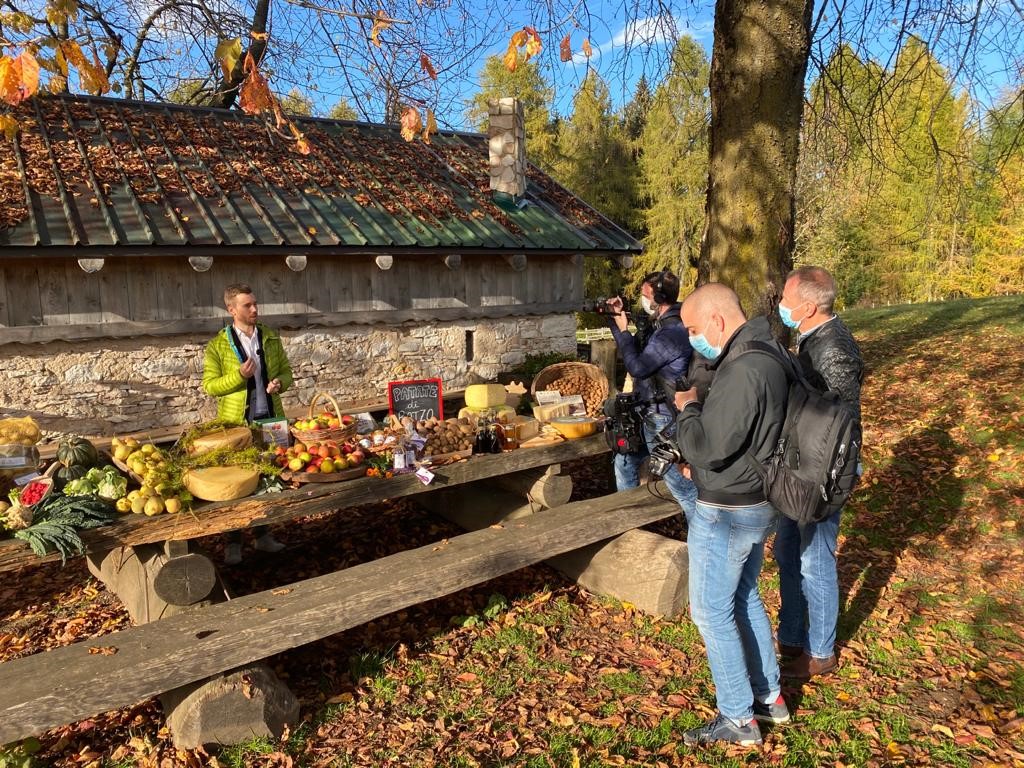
[
  {"x1": 183, "y1": 466, "x2": 260, "y2": 501},
  {"x1": 188, "y1": 426, "x2": 253, "y2": 456},
  {"x1": 464, "y1": 384, "x2": 509, "y2": 409},
  {"x1": 549, "y1": 417, "x2": 598, "y2": 439},
  {"x1": 457, "y1": 405, "x2": 516, "y2": 423}
]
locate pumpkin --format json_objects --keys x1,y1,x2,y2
[
  {"x1": 56, "y1": 436, "x2": 99, "y2": 468},
  {"x1": 54, "y1": 463, "x2": 88, "y2": 489}
]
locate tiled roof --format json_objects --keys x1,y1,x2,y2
[{"x1": 0, "y1": 95, "x2": 641, "y2": 255}]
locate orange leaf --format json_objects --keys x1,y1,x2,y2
[
  {"x1": 0, "y1": 113, "x2": 19, "y2": 140},
  {"x1": 88, "y1": 645, "x2": 118, "y2": 655},
  {"x1": 559, "y1": 34, "x2": 572, "y2": 62},
  {"x1": 423, "y1": 108, "x2": 437, "y2": 144},
  {"x1": 510, "y1": 29, "x2": 528, "y2": 48},
  {"x1": 370, "y1": 10, "x2": 392, "y2": 47},
  {"x1": 456, "y1": 672, "x2": 478, "y2": 683},
  {"x1": 419, "y1": 53, "x2": 437, "y2": 81},
  {"x1": 582, "y1": 39, "x2": 593, "y2": 57},
  {"x1": 1, "y1": 50, "x2": 40, "y2": 105},
  {"x1": 0, "y1": 58, "x2": 17, "y2": 105},
  {"x1": 250, "y1": 30, "x2": 269, "y2": 41},
  {"x1": 503, "y1": 45, "x2": 518, "y2": 73},
  {"x1": 238, "y1": 53, "x2": 276, "y2": 116},
  {"x1": 524, "y1": 26, "x2": 542, "y2": 58},
  {"x1": 400, "y1": 106, "x2": 422, "y2": 142}
]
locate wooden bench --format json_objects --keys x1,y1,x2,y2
[{"x1": 0, "y1": 486, "x2": 679, "y2": 745}]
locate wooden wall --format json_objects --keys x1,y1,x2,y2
[{"x1": 0, "y1": 253, "x2": 585, "y2": 345}]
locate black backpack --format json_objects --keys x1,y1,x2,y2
[{"x1": 731, "y1": 340, "x2": 862, "y2": 525}]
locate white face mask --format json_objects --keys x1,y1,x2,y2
[{"x1": 641, "y1": 296, "x2": 657, "y2": 316}]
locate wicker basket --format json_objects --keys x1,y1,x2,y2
[
  {"x1": 291, "y1": 392, "x2": 358, "y2": 443},
  {"x1": 530, "y1": 362, "x2": 609, "y2": 418}
]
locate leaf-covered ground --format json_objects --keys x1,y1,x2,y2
[{"x1": 1, "y1": 295, "x2": 1022, "y2": 768}]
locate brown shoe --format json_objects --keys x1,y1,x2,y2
[
  {"x1": 777, "y1": 642, "x2": 805, "y2": 659},
  {"x1": 782, "y1": 652, "x2": 837, "y2": 680}
]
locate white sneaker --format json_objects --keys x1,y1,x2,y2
[
  {"x1": 254, "y1": 533, "x2": 285, "y2": 553},
  {"x1": 224, "y1": 542, "x2": 243, "y2": 565}
]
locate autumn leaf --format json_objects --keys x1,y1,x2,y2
[
  {"x1": 238, "y1": 52, "x2": 277, "y2": 117},
  {"x1": 0, "y1": 113, "x2": 19, "y2": 140},
  {"x1": 423, "y1": 108, "x2": 437, "y2": 144},
  {"x1": 419, "y1": 53, "x2": 437, "y2": 81},
  {"x1": 400, "y1": 106, "x2": 422, "y2": 142},
  {"x1": 510, "y1": 29, "x2": 528, "y2": 48},
  {"x1": 370, "y1": 10, "x2": 392, "y2": 47},
  {"x1": 582, "y1": 39, "x2": 593, "y2": 57},
  {"x1": 215, "y1": 37, "x2": 243, "y2": 81},
  {"x1": 88, "y1": 645, "x2": 118, "y2": 656},
  {"x1": 0, "y1": 50, "x2": 40, "y2": 106},
  {"x1": 250, "y1": 30, "x2": 269, "y2": 41},
  {"x1": 559, "y1": 34, "x2": 572, "y2": 62},
  {"x1": 503, "y1": 45, "x2": 518, "y2": 73},
  {"x1": 524, "y1": 26, "x2": 542, "y2": 58}
]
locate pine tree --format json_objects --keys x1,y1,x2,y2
[{"x1": 634, "y1": 37, "x2": 710, "y2": 294}]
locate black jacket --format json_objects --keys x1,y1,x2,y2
[
  {"x1": 796, "y1": 317, "x2": 863, "y2": 422},
  {"x1": 674, "y1": 316, "x2": 789, "y2": 506}
]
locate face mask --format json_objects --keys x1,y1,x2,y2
[
  {"x1": 777, "y1": 303, "x2": 802, "y2": 330},
  {"x1": 689, "y1": 320, "x2": 722, "y2": 360},
  {"x1": 641, "y1": 296, "x2": 657, "y2": 316}
]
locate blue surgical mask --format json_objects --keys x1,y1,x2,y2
[
  {"x1": 778, "y1": 303, "x2": 801, "y2": 330},
  {"x1": 689, "y1": 320, "x2": 722, "y2": 360}
]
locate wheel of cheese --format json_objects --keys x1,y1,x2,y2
[
  {"x1": 464, "y1": 384, "x2": 509, "y2": 409},
  {"x1": 183, "y1": 466, "x2": 261, "y2": 501},
  {"x1": 188, "y1": 426, "x2": 253, "y2": 456}
]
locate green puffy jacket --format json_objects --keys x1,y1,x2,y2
[{"x1": 202, "y1": 324, "x2": 293, "y2": 423}]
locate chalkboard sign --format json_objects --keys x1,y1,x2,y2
[{"x1": 388, "y1": 378, "x2": 444, "y2": 421}]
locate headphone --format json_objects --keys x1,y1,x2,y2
[{"x1": 651, "y1": 267, "x2": 672, "y2": 305}]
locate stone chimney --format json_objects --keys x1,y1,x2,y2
[{"x1": 487, "y1": 97, "x2": 526, "y2": 199}]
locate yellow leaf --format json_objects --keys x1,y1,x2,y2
[
  {"x1": 570, "y1": 748, "x2": 581, "y2": 768},
  {"x1": 250, "y1": 30, "x2": 269, "y2": 41},
  {"x1": 931, "y1": 723, "x2": 955, "y2": 739},
  {"x1": 0, "y1": 114, "x2": 19, "y2": 140},
  {"x1": 423, "y1": 108, "x2": 437, "y2": 144},
  {"x1": 582, "y1": 39, "x2": 593, "y2": 57},
  {"x1": 325, "y1": 692, "x2": 353, "y2": 704},
  {"x1": 836, "y1": 690, "x2": 852, "y2": 702},
  {"x1": 524, "y1": 26, "x2": 542, "y2": 58},
  {"x1": 510, "y1": 29, "x2": 528, "y2": 48},
  {"x1": 59, "y1": 40, "x2": 87, "y2": 70},
  {"x1": 370, "y1": 10, "x2": 392, "y2": 47},
  {"x1": 400, "y1": 106, "x2": 422, "y2": 142},
  {"x1": 0, "y1": 50, "x2": 40, "y2": 105},
  {"x1": 503, "y1": 45, "x2": 518, "y2": 73},
  {"x1": 987, "y1": 453, "x2": 1000, "y2": 462},
  {"x1": 215, "y1": 38, "x2": 242, "y2": 81}
]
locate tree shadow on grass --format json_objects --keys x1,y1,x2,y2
[{"x1": 837, "y1": 421, "x2": 966, "y2": 645}]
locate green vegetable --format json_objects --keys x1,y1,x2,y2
[
  {"x1": 95, "y1": 472, "x2": 127, "y2": 501},
  {"x1": 62, "y1": 477, "x2": 97, "y2": 496},
  {"x1": 14, "y1": 494, "x2": 118, "y2": 563}
]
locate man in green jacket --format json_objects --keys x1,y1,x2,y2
[{"x1": 203, "y1": 283, "x2": 294, "y2": 564}]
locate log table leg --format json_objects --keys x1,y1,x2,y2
[
  {"x1": 419, "y1": 462, "x2": 690, "y2": 617},
  {"x1": 86, "y1": 540, "x2": 299, "y2": 749}
]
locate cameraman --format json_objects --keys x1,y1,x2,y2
[{"x1": 605, "y1": 269, "x2": 697, "y2": 515}]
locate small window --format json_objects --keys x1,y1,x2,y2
[{"x1": 465, "y1": 330, "x2": 475, "y2": 362}]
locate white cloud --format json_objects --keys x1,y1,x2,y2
[{"x1": 568, "y1": 14, "x2": 713, "y2": 65}]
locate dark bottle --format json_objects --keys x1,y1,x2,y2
[
  {"x1": 488, "y1": 424, "x2": 503, "y2": 454},
  {"x1": 473, "y1": 425, "x2": 492, "y2": 455}
]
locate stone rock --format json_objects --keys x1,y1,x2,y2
[{"x1": 161, "y1": 663, "x2": 299, "y2": 749}]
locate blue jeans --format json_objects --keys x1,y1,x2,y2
[
  {"x1": 613, "y1": 410, "x2": 697, "y2": 516},
  {"x1": 687, "y1": 500, "x2": 780, "y2": 721},
  {"x1": 774, "y1": 507, "x2": 842, "y2": 658}
]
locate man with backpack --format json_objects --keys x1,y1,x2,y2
[
  {"x1": 670, "y1": 283, "x2": 791, "y2": 747},
  {"x1": 774, "y1": 267, "x2": 864, "y2": 680}
]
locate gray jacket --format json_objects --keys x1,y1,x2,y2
[{"x1": 796, "y1": 317, "x2": 864, "y2": 422}]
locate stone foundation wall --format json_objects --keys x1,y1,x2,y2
[{"x1": 0, "y1": 315, "x2": 576, "y2": 437}]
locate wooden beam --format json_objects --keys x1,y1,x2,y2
[
  {"x1": 0, "y1": 302, "x2": 581, "y2": 346},
  {"x1": 0, "y1": 436, "x2": 611, "y2": 573},
  {"x1": 0, "y1": 486, "x2": 676, "y2": 745}
]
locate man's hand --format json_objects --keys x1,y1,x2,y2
[
  {"x1": 606, "y1": 297, "x2": 629, "y2": 332},
  {"x1": 239, "y1": 357, "x2": 256, "y2": 379},
  {"x1": 674, "y1": 387, "x2": 698, "y2": 410},
  {"x1": 266, "y1": 378, "x2": 282, "y2": 395}
]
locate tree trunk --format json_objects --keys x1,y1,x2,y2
[{"x1": 700, "y1": 0, "x2": 813, "y2": 325}]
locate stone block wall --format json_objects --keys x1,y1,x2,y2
[{"x1": 0, "y1": 315, "x2": 576, "y2": 438}]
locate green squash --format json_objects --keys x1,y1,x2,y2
[
  {"x1": 54, "y1": 463, "x2": 88, "y2": 489},
  {"x1": 56, "y1": 436, "x2": 99, "y2": 468}
]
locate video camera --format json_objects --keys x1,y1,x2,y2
[
  {"x1": 581, "y1": 296, "x2": 629, "y2": 317},
  {"x1": 603, "y1": 393, "x2": 646, "y2": 455}
]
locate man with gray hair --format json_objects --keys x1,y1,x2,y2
[
  {"x1": 671, "y1": 283, "x2": 791, "y2": 746},
  {"x1": 775, "y1": 266, "x2": 864, "y2": 680}
]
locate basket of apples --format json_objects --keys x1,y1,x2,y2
[
  {"x1": 290, "y1": 392, "x2": 358, "y2": 443},
  {"x1": 275, "y1": 439, "x2": 367, "y2": 483}
]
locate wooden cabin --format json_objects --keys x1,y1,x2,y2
[{"x1": 0, "y1": 95, "x2": 640, "y2": 435}]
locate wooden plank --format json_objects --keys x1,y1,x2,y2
[
  {"x1": 370, "y1": 255, "x2": 398, "y2": 311},
  {"x1": 303, "y1": 255, "x2": 333, "y2": 314},
  {"x1": 0, "y1": 485, "x2": 672, "y2": 745},
  {"x1": 0, "y1": 436, "x2": 610, "y2": 573},
  {"x1": 125, "y1": 258, "x2": 161, "y2": 322},
  {"x1": 97, "y1": 259, "x2": 131, "y2": 323},
  {"x1": 350, "y1": 258, "x2": 373, "y2": 312},
  {"x1": 64, "y1": 261, "x2": 103, "y2": 325},
  {"x1": 38, "y1": 263, "x2": 69, "y2": 326},
  {"x1": 463, "y1": 257, "x2": 481, "y2": 309},
  {"x1": 148, "y1": 259, "x2": 185, "y2": 322},
  {"x1": 0, "y1": 265, "x2": 9, "y2": 327},
  {"x1": 5, "y1": 263, "x2": 42, "y2": 327},
  {"x1": 0, "y1": 304, "x2": 582, "y2": 346},
  {"x1": 182, "y1": 262, "x2": 220, "y2": 319}
]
